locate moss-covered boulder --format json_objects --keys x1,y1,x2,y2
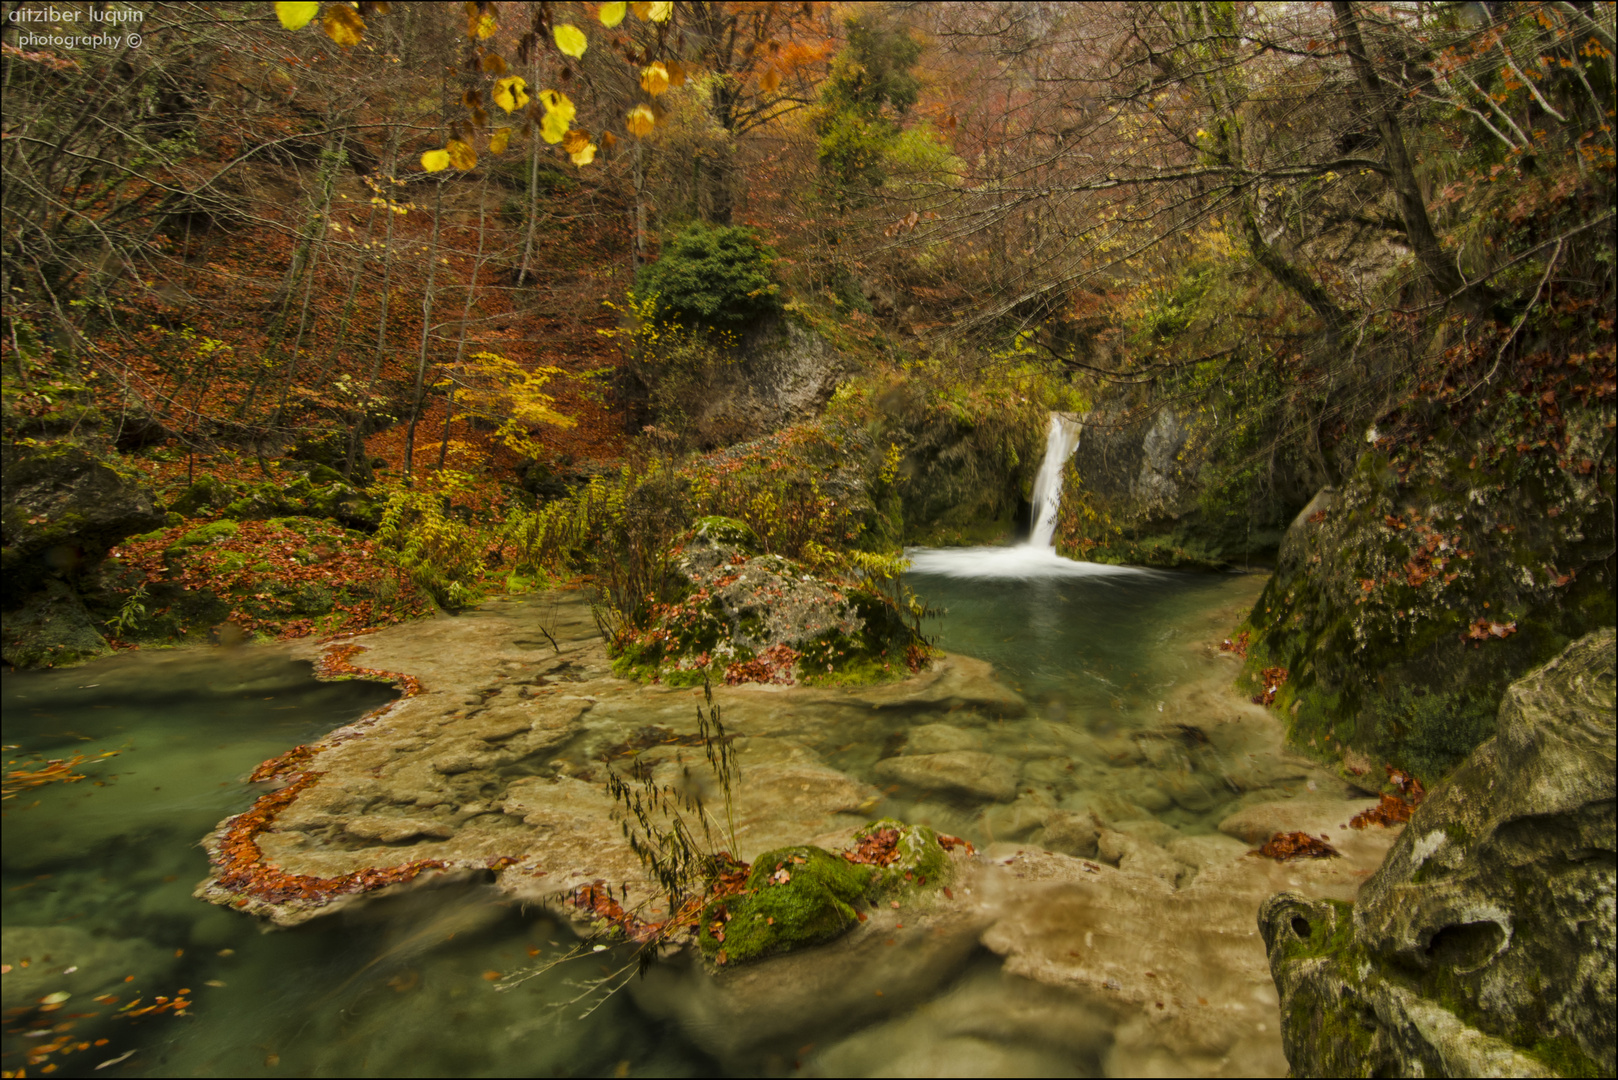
[
  {"x1": 1, "y1": 578, "x2": 113, "y2": 668},
  {"x1": 1260, "y1": 629, "x2": 1615, "y2": 1077},
  {"x1": 1, "y1": 442, "x2": 164, "y2": 607},
  {"x1": 700, "y1": 846, "x2": 875, "y2": 966},
  {"x1": 696, "y1": 823, "x2": 957, "y2": 967}
]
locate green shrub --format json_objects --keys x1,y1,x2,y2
[{"x1": 635, "y1": 223, "x2": 781, "y2": 329}]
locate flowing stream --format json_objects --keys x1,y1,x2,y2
[{"x1": 2, "y1": 419, "x2": 1336, "y2": 1077}]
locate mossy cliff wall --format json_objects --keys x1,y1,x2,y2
[{"x1": 1239, "y1": 397, "x2": 1615, "y2": 780}]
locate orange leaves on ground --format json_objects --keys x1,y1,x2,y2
[
  {"x1": 723, "y1": 643, "x2": 799, "y2": 686},
  {"x1": 1255, "y1": 832, "x2": 1340, "y2": 860},
  {"x1": 1252, "y1": 665, "x2": 1288, "y2": 706},
  {"x1": 842, "y1": 825, "x2": 903, "y2": 868},
  {"x1": 1218, "y1": 630, "x2": 1249, "y2": 657},
  {"x1": 1466, "y1": 617, "x2": 1518, "y2": 642},
  {"x1": 1349, "y1": 765, "x2": 1427, "y2": 829}
]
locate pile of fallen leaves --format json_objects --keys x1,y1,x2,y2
[
  {"x1": 1255, "y1": 831, "x2": 1340, "y2": 861},
  {"x1": 724, "y1": 643, "x2": 800, "y2": 686},
  {"x1": 1218, "y1": 630, "x2": 1250, "y2": 657},
  {"x1": 1350, "y1": 765, "x2": 1427, "y2": 828},
  {"x1": 110, "y1": 518, "x2": 431, "y2": 642},
  {"x1": 1252, "y1": 665, "x2": 1289, "y2": 706}
]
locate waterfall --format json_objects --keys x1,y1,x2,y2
[
  {"x1": 1028, "y1": 412, "x2": 1082, "y2": 550},
  {"x1": 905, "y1": 410, "x2": 1144, "y2": 579}
]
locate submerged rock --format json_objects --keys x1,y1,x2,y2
[
  {"x1": 1260, "y1": 628, "x2": 1616, "y2": 1077},
  {"x1": 874, "y1": 750, "x2": 1018, "y2": 803}
]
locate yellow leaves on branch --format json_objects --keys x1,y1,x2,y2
[
  {"x1": 553, "y1": 24, "x2": 588, "y2": 58},
  {"x1": 275, "y1": 2, "x2": 319, "y2": 31},
  {"x1": 466, "y1": 3, "x2": 498, "y2": 41},
  {"x1": 562, "y1": 129, "x2": 597, "y2": 166},
  {"x1": 640, "y1": 61, "x2": 670, "y2": 96},
  {"x1": 420, "y1": 139, "x2": 475, "y2": 172},
  {"x1": 451, "y1": 352, "x2": 575, "y2": 459},
  {"x1": 488, "y1": 128, "x2": 510, "y2": 154},
  {"x1": 599, "y1": 2, "x2": 628, "y2": 28},
  {"x1": 493, "y1": 76, "x2": 529, "y2": 114},
  {"x1": 323, "y1": 4, "x2": 364, "y2": 48},
  {"x1": 626, "y1": 104, "x2": 655, "y2": 138},
  {"x1": 275, "y1": 2, "x2": 373, "y2": 48},
  {"x1": 538, "y1": 88, "x2": 576, "y2": 144}
]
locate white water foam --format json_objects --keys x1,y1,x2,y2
[{"x1": 907, "y1": 411, "x2": 1155, "y2": 580}]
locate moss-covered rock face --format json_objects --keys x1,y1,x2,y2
[
  {"x1": 1, "y1": 578, "x2": 113, "y2": 668},
  {"x1": 1241, "y1": 400, "x2": 1615, "y2": 780},
  {"x1": 1, "y1": 442, "x2": 164, "y2": 606},
  {"x1": 1260, "y1": 630, "x2": 1615, "y2": 1078},
  {"x1": 1057, "y1": 405, "x2": 1296, "y2": 569},
  {"x1": 614, "y1": 529, "x2": 926, "y2": 686}
]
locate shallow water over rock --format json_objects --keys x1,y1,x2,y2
[{"x1": 2, "y1": 571, "x2": 1402, "y2": 1076}]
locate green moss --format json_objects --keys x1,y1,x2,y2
[
  {"x1": 856, "y1": 819, "x2": 953, "y2": 895},
  {"x1": 698, "y1": 846, "x2": 875, "y2": 965},
  {"x1": 164, "y1": 519, "x2": 239, "y2": 555}
]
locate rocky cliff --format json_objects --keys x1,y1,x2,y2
[{"x1": 1260, "y1": 628, "x2": 1616, "y2": 1077}]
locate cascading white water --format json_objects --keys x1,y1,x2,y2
[
  {"x1": 1029, "y1": 412, "x2": 1082, "y2": 549},
  {"x1": 906, "y1": 410, "x2": 1150, "y2": 579}
]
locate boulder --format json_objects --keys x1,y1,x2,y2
[
  {"x1": 1, "y1": 578, "x2": 111, "y2": 668},
  {"x1": 874, "y1": 750, "x2": 1018, "y2": 803},
  {"x1": 1260, "y1": 628, "x2": 1616, "y2": 1077},
  {"x1": 1, "y1": 442, "x2": 163, "y2": 604}
]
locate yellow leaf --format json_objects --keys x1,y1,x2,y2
[
  {"x1": 481, "y1": 53, "x2": 507, "y2": 74},
  {"x1": 647, "y1": 1, "x2": 672, "y2": 22},
  {"x1": 562, "y1": 128, "x2": 590, "y2": 154},
  {"x1": 626, "y1": 103, "x2": 654, "y2": 138},
  {"x1": 570, "y1": 142, "x2": 597, "y2": 167},
  {"x1": 538, "y1": 88, "x2": 576, "y2": 126},
  {"x1": 599, "y1": 2, "x2": 627, "y2": 27},
  {"x1": 759, "y1": 66, "x2": 780, "y2": 93},
  {"x1": 553, "y1": 24, "x2": 587, "y2": 58},
  {"x1": 421, "y1": 148, "x2": 451, "y2": 172},
  {"x1": 541, "y1": 111, "x2": 569, "y2": 144},
  {"x1": 640, "y1": 61, "x2": 670, "y2": 96},
  {"x1": 323, "y1": 4, "x2": 365, "y2": 47},
  {"x1": 446, "y1": 139, "x2": 477, "y2": 170},
  {"x1": 630, "y1": 1, "x2": 653, "y2": 17},
  {"x1": 489, "y1": 128, "x2": 510, "y2": 154},
  {"x1": 493, "y1": 76, "x2": 529, "y2": 113},
  {"x1": 275, "y1": 2, "x2": 319, "y2": 31},
  {"x1": 469, "y1": 11, "x2": 497, "y2": 39},
  {"x1": 668, "y1": 61, "x2": 687, "y2": 87}
]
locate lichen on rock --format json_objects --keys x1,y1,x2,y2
[
  {"x1": 1260, "y1": 628, "x2": 1616, "y2": 1077},
  {"x1": 613, "y1": 516, "x2": 926, "y2": 687}
]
